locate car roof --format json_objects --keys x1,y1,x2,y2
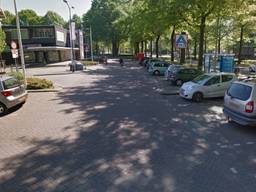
[
  {"x1": 237, "y1": 78, "x2": 256, "y2": 87},
  {"x1": 205, "y1": 72, "x2": 235, "y2": 76}
]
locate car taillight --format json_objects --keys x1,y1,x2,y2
[
  {"x1": 1, "y1": 91, "x2": 12, "y2": 97},
  {"x1": 245, "y1": 101, "x2": 254, "y2": 113}
]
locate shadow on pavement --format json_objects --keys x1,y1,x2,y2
[{"x1": 1, "y1": 63, "x2": 256, "y2": 192}]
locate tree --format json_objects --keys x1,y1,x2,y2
[
  {"x1": 83, "y1": 0, "x2": 125, "y2": 56},
  {"x1": 72, "y1": 14, "x2": 82, "y2": 29},
  {"x1": 177, "y1": 0, "x2": 237, "y2": 68},
  {"x1": 231, "y1": 0, "x2": 256, "y2": 64},
  {"x1": 42, "y1": 11, "x2": 66, "y2": 26},
  {"x1": 1, "y1": 10, "x2": 15, "y2": 25},
  {"x1": 18, "y1": 9, "x2": 42, "y2": 25},
  {"x1": 0, "y1": 29, "x2": 6, "y2": 70}
]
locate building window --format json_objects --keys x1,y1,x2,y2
[{"x1": 32, "y1": 28, "x2": 54, "y2": 39}]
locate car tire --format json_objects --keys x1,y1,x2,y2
[
  {"x1": 153, "y1": 70, "x2": 160, "y2": 76},
  {"x1": 0, "y1": 103, "x2": 7, "y2": 116},
  {"x1": 176, "y1": 79, "x2": 183, "y2": 86},
  {"x1": 227, "y1": 116, "x2": 233, "y2": 123},
  {"x1": 192, "y1": 92, "x2": 203, "y2": 102}
]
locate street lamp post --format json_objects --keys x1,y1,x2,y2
[
  {"x1": 63, "y1": 0, "x2": 75, "y2": 72},
  {"x1": 13, "y1": 0, "x2": 26, "y2": 85},
  {"x1": 90, "y1": 26, "x2": 93, "y2": 61}
]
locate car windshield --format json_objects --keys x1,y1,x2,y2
[
  {"x1": 227, "y1": 83, "x2": 252, "y2": 101},
  {"x1": 3, "y1": 78, "x2": 20, "y2": 90},
  {"x1": 192, "y1": 74, "x2": 211, "y2": 84}
]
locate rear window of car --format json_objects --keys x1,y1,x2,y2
[
  {"x1": 3, "y1": 78, "x2": 20, "y2": 90},
  {"x1": 228, "y1": 83, "x2": 252, "y2": 101}
]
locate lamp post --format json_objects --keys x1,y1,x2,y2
[
  {"x1": 90, "y1": 26, "x2": 93, "y2": 61},
  {"x1": 63, "y1": 0, "x2": 75, "y2": 71},
  {"x1": 13, "y1": 0, "x2": 26, "y2": 85}
]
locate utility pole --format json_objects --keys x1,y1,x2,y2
[
  {"x1": 13, "y1": 0, "x2": 26, "y2": 85},
  {"x1": 63, "y1": 0, "x2": 75, "y2": 71}
]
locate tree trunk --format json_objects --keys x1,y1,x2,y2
[
  {"x1": 145, "y1": 41, "x2": 147, "y2": 57},
  {"x1": 171, "y1": 25, "x2": 176, "y2": 62},
  {"x1": 150, "y1": 39, "x2": 153, "y2": 58},
  {"x1": 134, "y1": 42, "x2": 140, "y2": 56},
  {"x1": 112, "y1": 40, "x2": 119, "y2": 57},
  {"x1": 204, "y1": 34, "x2": 207, "y2": 53},
  {"x1": 198, "y1": 16, "x2": 206, "y2": 70},
  {"x1": 238, "y1": 25, "x2": 244, "y2": 65},
  {"x1": 141, "y1": 41, "x2": 144, "y2": 52},
  {"x1": 217, "y1": 37, "x2": 221, "y2": 54},
  {"x1": 155, "y1": 35, "x2": 160, "y2": 58},
  {"x1": 193, "y1": 39, "x2": 197, "y2": 60}
]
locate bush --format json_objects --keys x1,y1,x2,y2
[
  {"x1": 8, "y1": 71, "x2": 25, "y2": 83},
  {"x1": 80, "y1": 61, "x2": 98, "y2": 65},
  {"x1": 26, "y1": 77, "x2": 53, "y2": 90}
]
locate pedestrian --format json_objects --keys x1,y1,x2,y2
[
  {"x1": 104, "y1": 56, "x2": 108, "y2": 65},
  {"x1": 119, "y1": 58, "x2": 124, "y2": 67}
]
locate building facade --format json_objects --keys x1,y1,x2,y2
[{"x1": 2, "y1": 25, "x2": 80, "y2": 65}]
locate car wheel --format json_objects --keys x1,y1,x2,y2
[
  {"x1": 176, "y1": 79, "x2": 183, "y2": 86},
  {"x1": 227, "y1": 116, "x2": 232, "y2": 123},
  {"x1": 0, "y1": 103, "x2": 7, "y2": 116},
  {"x1": 153, "y1": 70, "x2": 160, "y2": 75},
  {"x1": 192, "y1": 92, "x2": 203, "y2": 102}
]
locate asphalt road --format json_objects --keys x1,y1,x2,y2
[{"x1": 0, "y1": 60, "x2": 256, "y2": 192}]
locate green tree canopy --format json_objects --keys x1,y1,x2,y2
[{"x1": 42, "y1": 11, "x2": 66, "y2": 26}]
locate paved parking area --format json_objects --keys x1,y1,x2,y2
[{"x1": 0, "y1": 61, "x2": 256, "y2": 192}]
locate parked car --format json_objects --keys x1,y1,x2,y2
[
  {"x1": 0, "y1": 76, "x2": 27, "y2": 115},
  {"x1": 180, "y1": 73, "x2": 237, "y2": 102},
  {"x1": 169, "y1": 68, "x2": 203, "y2": 86},
  {"x1": 148, "y1": 61, "x2": 170, "y2": 75},
  {"x1": 145, "y1": 59, "x2": 161, "y2": 69},
  {"x1": 223, "y1": 80, "x2": 256, "y2": 126},
  {"x1": 165, "y1": 65, "x2": 184, "y2": 81}
]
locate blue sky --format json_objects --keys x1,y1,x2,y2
[{"x1": 1, "y1": 0, "x2": 92, "y2": 21}]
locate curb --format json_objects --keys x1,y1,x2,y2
[
  {"x1": 159, "y1": 91, "x2": 179, "y2": 96},
  {"x1": 27, "y1": 87, "x2": 62, "y2": 93}
]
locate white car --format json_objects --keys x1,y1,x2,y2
[{"x1": 180, "y1": 73, "x2": 237, "y2": 102}]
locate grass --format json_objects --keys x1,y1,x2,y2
[
  {"x1": 7, "y1": 72, "x2": 54, "y2": 90},
  {"x1": 26, "y1": 77, "x2": 53, "y2": 90},
  {"x1": 80, "y1": 61, "x2": 98, "y2": 65}
]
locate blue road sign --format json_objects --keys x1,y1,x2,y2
[{"x1": 175, "y1": 35, "x2": 187, "y2": 48}]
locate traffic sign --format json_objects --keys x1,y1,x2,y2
[{"x1": 175, "y1": 34, "x2": 187, "y2": 49}]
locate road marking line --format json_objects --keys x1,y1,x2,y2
[
  {"x1": 247, "y1": 142, "x2": 254, "y2": 145},
  {"x1": 220, "y1": 145, "x2": 228, "y2": 148},
  {"x1": 234, "y1": 144, "x2": 241, "y2": 147},
  {"x1": 213, "y1": 151, "x2": 220, "y2": 155}
]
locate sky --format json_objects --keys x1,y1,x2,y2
[{"x1": 1, "y1": 0, "x2": 92, "y2": 21}]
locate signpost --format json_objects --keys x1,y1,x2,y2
[
  {"x1": 176, "y1": 33, "x2": 188, "y2": 64},
  {"x1": 10, "y1": 41, "x2": 19, "y2": 71},
  {"x1": 175, "y1": 34, "x2": 188, "y2": 49}
]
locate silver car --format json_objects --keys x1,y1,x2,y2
[
  {"x1": 0, "y1": 76, "x2": 27, "y2": 115},
  {"x1": 224, "y1": 80, "x2": 256, "y2": 126},
  {"x1": 180, "y1": 73, "x2": 237, "y2": 102}
]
